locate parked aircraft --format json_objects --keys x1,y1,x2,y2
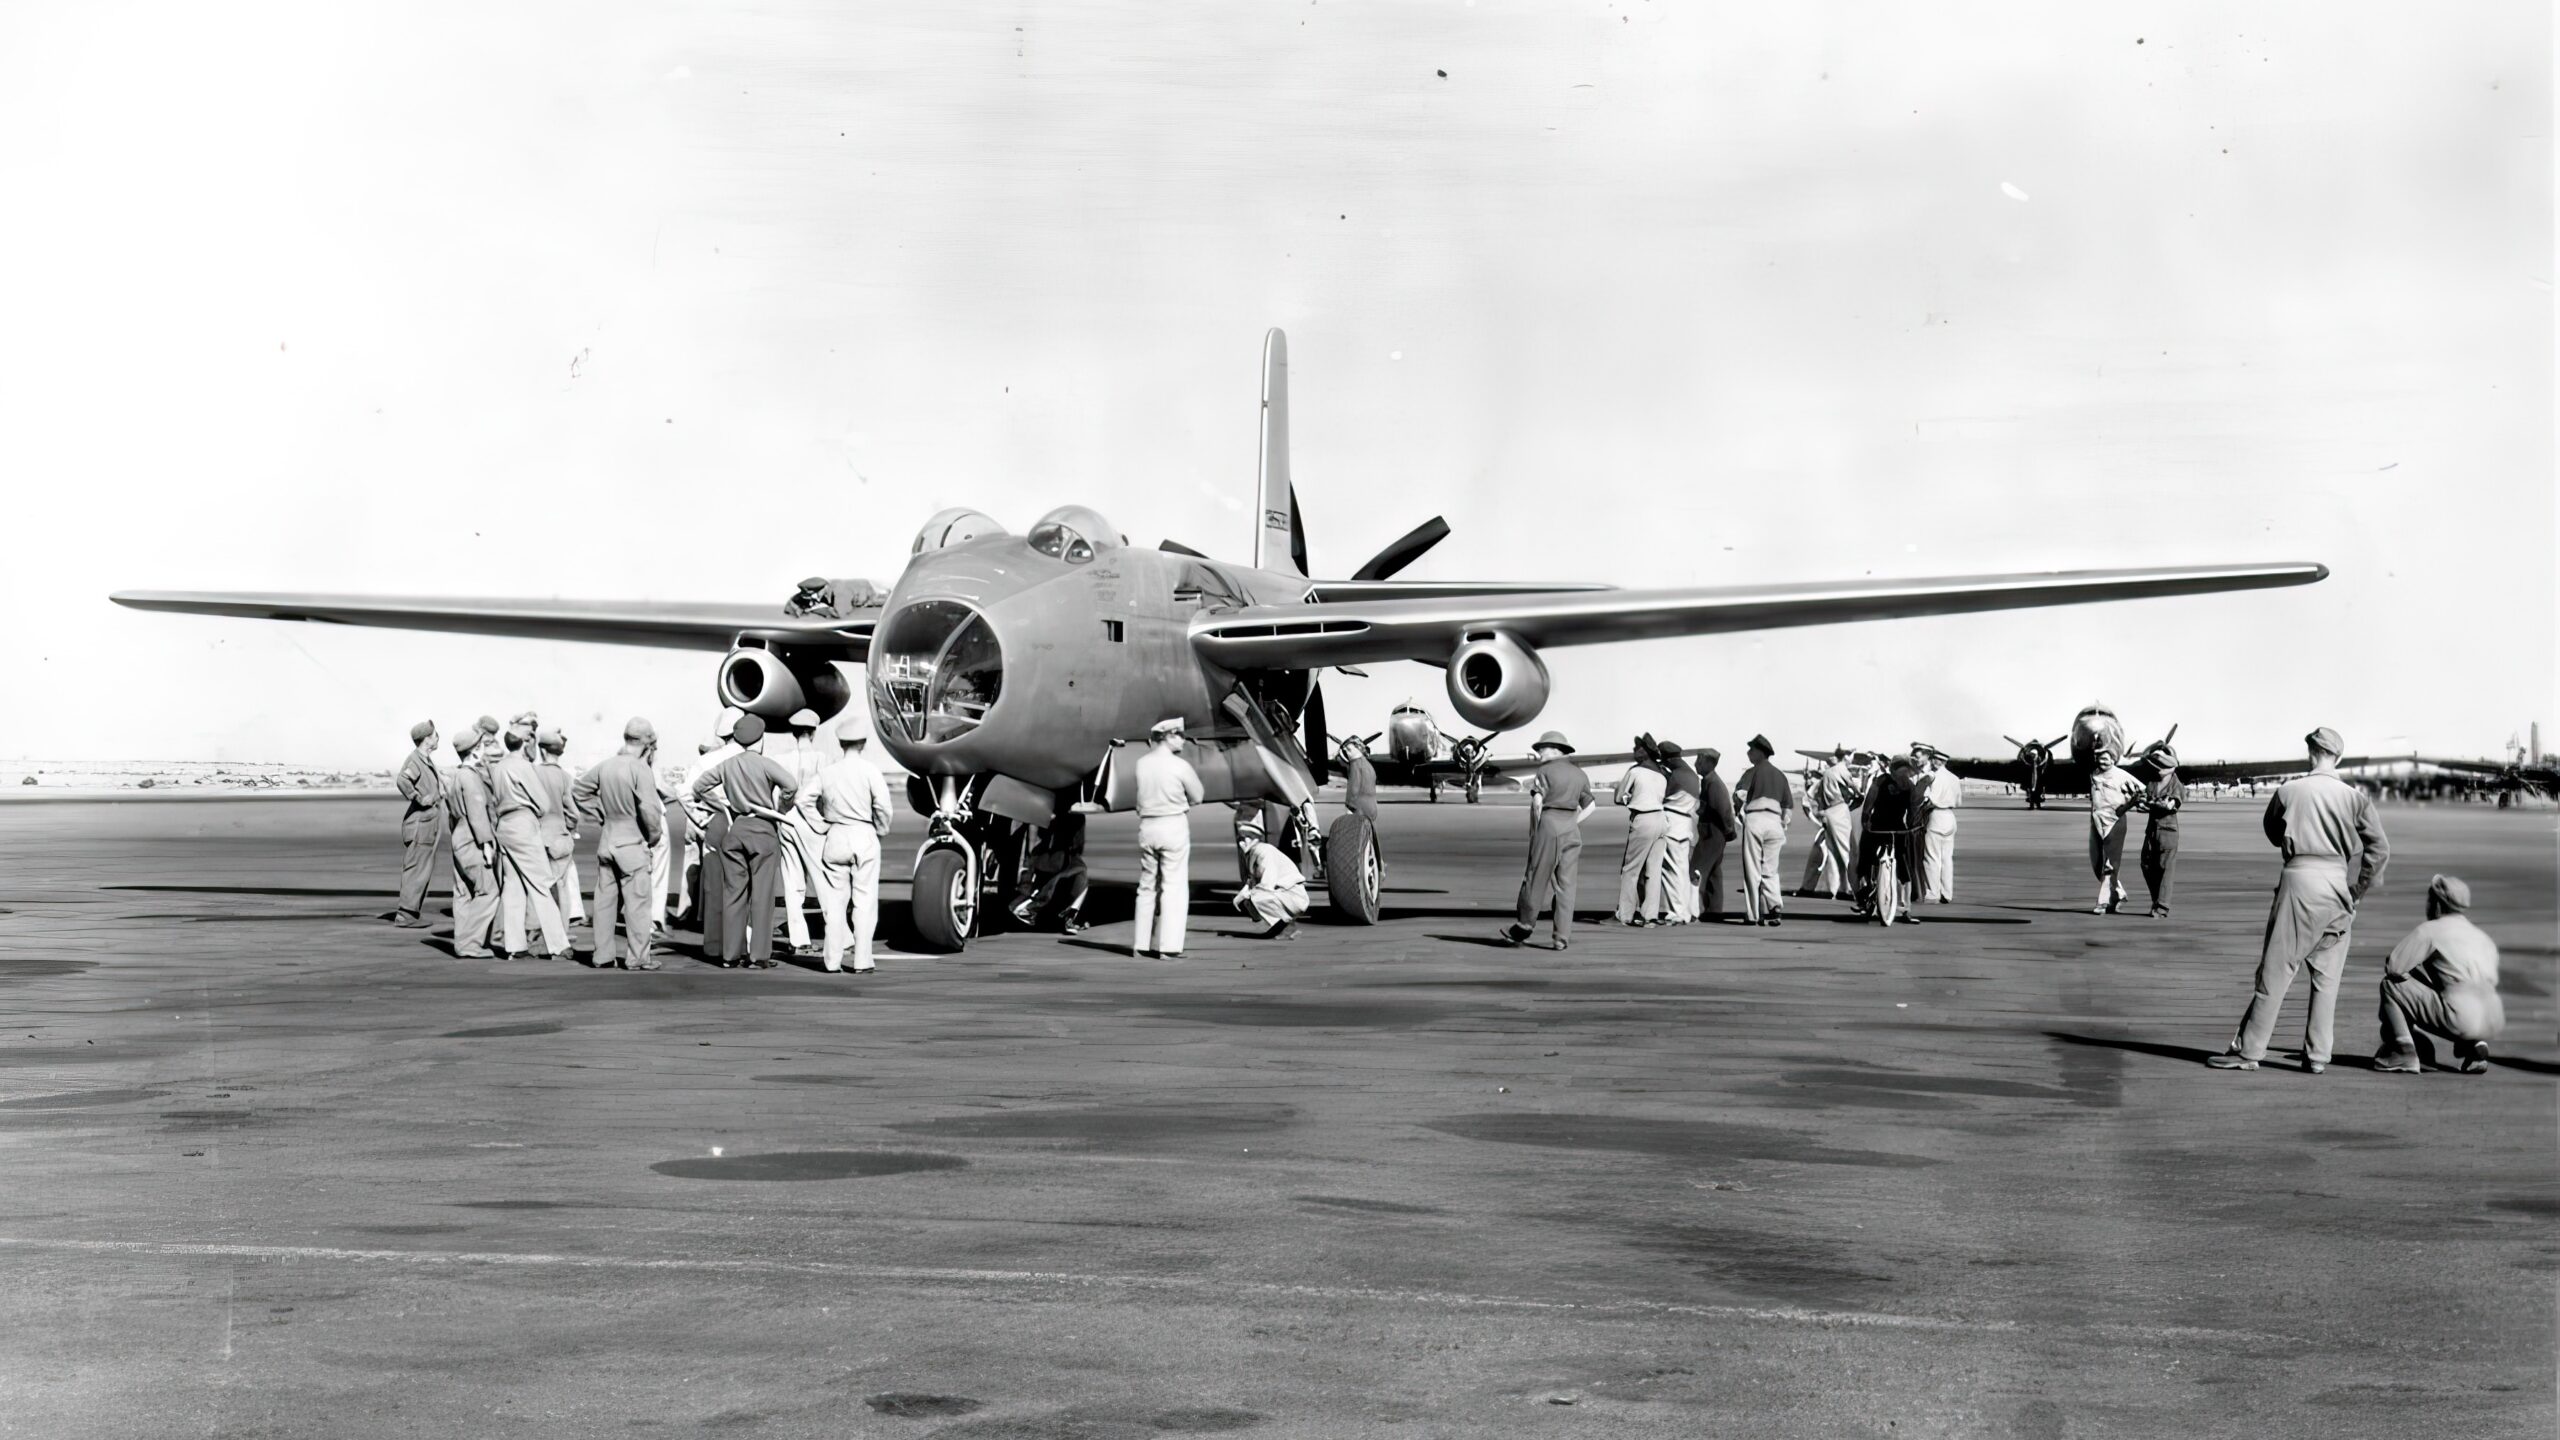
[
  {"x1": 1333, "y1": 702, "x2": 1646, "y2": 803},
  {"x1": 113, "y1": 331, "x2": 2328, "y2": 949}
]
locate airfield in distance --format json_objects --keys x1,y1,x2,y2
[{"x1": 0, "y1": 789, "x2": 2548, "y2": 1438}]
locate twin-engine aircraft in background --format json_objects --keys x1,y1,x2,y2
[
  {"x1": 1333, "y1": 702, "x2": 1648, "y2": 803},
  {"x1": 113, "y1": 330, "x2": 2328, "y2": 949}
]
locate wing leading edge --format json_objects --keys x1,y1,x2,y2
[
  {"x1": 1191, "y1": 562, "x2": 2326, "y2": 670},
  {"x1": 109, "y1": 591, "x2": 873, "y2": 654}
]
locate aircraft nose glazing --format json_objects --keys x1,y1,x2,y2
[{"x1": 870, "y1": 599, "x2": 1005, "y2": 745}]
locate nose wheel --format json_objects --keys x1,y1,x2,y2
[{"x1": 911, "y1": 846, "x2": 978, "y2": 951}]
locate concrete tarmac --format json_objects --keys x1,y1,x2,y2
[{"x1": 0, "y1": 796, "x2": 2550, "y2": 1437}]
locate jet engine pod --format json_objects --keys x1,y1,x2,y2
[
  {"x1": 716, "y1": 646, "x2": 853, "y2": 723},
  {"x1": 1443, "y1": 632, "x2": 1551, "y2": 732}
]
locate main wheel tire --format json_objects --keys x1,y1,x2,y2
[
  {"x1": 911, "y1": 847, "x2": 977, "y2": 951},
  {"x1": 1324, "y1": 814, "x2": 1382, "y2": 925}
]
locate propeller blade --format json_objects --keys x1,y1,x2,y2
[
  {"x1": 1159, "y1": 538, "x2": 1208, "y2": 558},
  {"x1": 1334, "y1": 664, "x2": 1370, "y2": 678},
  {"x1": 1304, "y1": 680, "x2": 1329, "y2": 787},
  {"x1": 2002, "y1": 735, "x2": 2029, "y2": 749},
  {"x1": 1349, "y1": 515, "x2": 1452, "y2": 582},
  {"x1": 2049, "y1": 735, "x2": 2070, "y2": 751}
]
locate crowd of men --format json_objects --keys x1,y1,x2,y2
[{"x1": 388, "y1": 709, "x2": 2506, "y2": 1076}]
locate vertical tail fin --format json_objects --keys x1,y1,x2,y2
[{"x1": 1255, "y1": 328, "x2": 1306, "y2": 575}]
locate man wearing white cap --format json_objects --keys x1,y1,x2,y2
[
  {"x1": 1232, "y1": 818, "x2": 1309, "y2": 939},
  {"x1": 2210, "y1": 726, "x2": 2389, "y2": 1073},
  {"x1": 1499, "y1": 731, "x2": 1594, "y2": 950},
  {"x1": 571, "y1": 718, "x2": 666, "y2": 970},
  {"x1": 799, "y1": 709, "x2": 895, "y2": 973},
  {"x1": 683, "y1": 709, "x2": 746, "y2": 954},
  {"x1": 1131, "y1": 717, "x2": 1205, "y2": 958},
  {"x1": 391, "y1": 720, "x2": 444, "y2": 928},
  {"x1": 773, "y1": 708, "x2": 835, "y2": 958},
  {"x1": 2373, "y1": 874, "x2": 2503, "y2": 1074}
]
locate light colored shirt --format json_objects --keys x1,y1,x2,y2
[
  {"x1": 447, "y1": 763, "x2": 496, "y2": 849},
  {"x1": 396, "y1": 747, "x2": 443, "y2": 813},
  {"x1": 2088, "y1": 765, "x2": 2143, "y2": 838},
  {"x1": 682, "y1": 743, "x2": 741, "y2": 825},
  {"x1": 493, "y1": 752, "x2": 550, "y2": 821},
  {"x1": 1922, "y1": 768, "x2": 1963, "y2": 833},
  {"x1": 1527, "y1": 756, "x2": 1595, "y2": 815},
  {"x1": 1240, "y1": 841, "x2": 1306, "y2": 893},
  {"x1": 570, "y1": 753, "x2": 665, "y2": 849},
  {"x1": 536, "y1": 759, "x2": 576, "y2": 841},
  {"x1": 1135, "y1": 747, "x2": 1205, "y2": 818},
  {"x1": 800, "y1": 752, "x2": 896, "y2": 835},
  {"x1": 1816, "y1": 762, "x2": 1861, "y2": 811},
  {"x1": 1614, "y1": 764, "x2": 1668, "y2": 812},
  {"x1": 2262, "y1": 770, "x2": 2389, "y2": 898},
  {"x1": 2384, "y1": 913, "x2": 2503, "y2": 1037}
]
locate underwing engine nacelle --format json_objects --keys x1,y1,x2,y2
[
  {"x1": 1444, "y1": 631, "x2": 1551, "y2": 732},
  {"x1": 717, "y1": 645, "x2": 853, "y2": 723}
]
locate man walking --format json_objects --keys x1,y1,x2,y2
[
  {"x1": 2209, "y1": 727, "x2": 2390, "y2": 1074},
  {"x1": 1499, "y1": 731, "x2": 1593, "y2": 950},
  {"x1": 1736, "y1": 735, "x2": 1793, "y2": 926},
  {"x1": 570, "y1": 718, "x2": 666, "y2": 970},
  {"x1": 391, "y1": 720, "x2": 444, "y2": 928},
  {"x1": 691, "y1": 714, "x2": 801, "y2": 968},
  {"x1": 1233, "y1": 820, "x2": 1310, "y2": 940},
  {"x1": 1656, "y1": 741, "x2": 1702, "y2": 924},
  {"x1": 1691, "y1": 747, "x2": 1737, "y2": 921},
  {"x1": 1612, "y1": 739, "x2": 1672, "y2": 925},
  {"x1": 2138, "y1": 744, "x2": 2185, "y2": 918},
  {"x1": 535, "y1": 728, "x2": 585, "y2": 927},
  {"x1": 2372, "y1": 874, "x2": 2503, "y2": 1074},
  {"x1": 1918, "y1": 746, "x2": 1962, "y2": 902},
  {"x1": 1131, "y1": 717, "x2": 1205, "y2": 959},
  {"x1": 2086, "y1": 750, "x2": 2145, "y2": 914},
  {"x1": 799, "y1": 711, "x2": 895, "y2": 974},
  {"x1": 445, "y1": 728, "x2": 501, "y2": 958},
  {"x1": 492, "y1": 727, "x2": 572, "y2": 960}
]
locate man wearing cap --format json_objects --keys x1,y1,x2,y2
[
  {"x1": 773, "y1": 709, "x2": 834, "y2": 959},
  {"x1": 1656, "y1": 741, "x2": 1703, "y2": 924},
  {"x1": 784, "y1": 577, "x2": 833, "y2": 617},
  {"x1": 2086, "y1": 750, "x2": 2146, "y2": 915},
  {"x1": 491, "y1": 727, "x2": 572, "y2": 960},
  {"x1": 1499, "y1": 731, "x2": 1593, "y2": 950},
  {"x1": 1799, "y1": 750, "x2": 1860, "y2": 901},
  {"x1": 1690, "y1": 748, "x2": 1737, "y2": 921},
  {"x1": 1735, "y1": 735, "x2": 1793, "y2": 925},
  {"x1": 682, "y1": 710, "x2": 746, "y2": 954},
  {"x1": 445, "y1": 729, "x2": 501, "y2": 958},
  {"x1": 1131, "y1": 718, "x2": 1206, "y2": 958},
  {"x1": 1611, "y1": 739, "x2": 1674, "y2": 926},
  {"x1": 691, "y1": 714, "x2": 802, "y2": 967},
  {"x1": 1856, "y1": 756, "x2": 1926, "y2": 923},
  {"x1": 798, "y1": 711, "x2": 895, "y2": 973},
  {"x1": 2136, "y1": 745, "x2": 2185, "y2": 918},
  {"x1": 2209, "y1": 726, "x2": 2390, "y2": 1073},
  {"x1": 1917, "y1": 746, "x2": 1963, "y2": 903},
  {"x1": 2373, "y1": 875, "x2": 2503, "y2": 1074},
  {"x1": 571, "y1": 719, "x2": 666, "y2": 970},
  {"x1": 534, "y1": 729, "x2": 586, "y2": 928},
  {"x1": 1232, "y1": 820, "x2": 1309, "y2": 940},
  {"x1": 391, "y1": 721, "x2": 445, "y2": 928}
]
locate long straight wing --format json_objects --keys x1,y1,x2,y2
[
  {"x1": 1191, "y1": 562, "x2": 2325, "y2": 670},
  {"x1": 110, "y1": 591, "x2": 873, "y2": 654}
]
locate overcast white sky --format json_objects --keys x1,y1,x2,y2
[{"x1": 1, "y1": 2, "x2": 2549, "y2": 771}]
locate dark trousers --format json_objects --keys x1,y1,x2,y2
[
  {"x1": 698, "y1": 810, "x2": 730, "y2": 951},
  {"x1": 718, "y1": 818, "x2": 781, "y2": 963},
  {"x1": 1514, "y1": 813, "x2": 1583, "y2": 943},
  {"x1": 1692, "y1": 834, "x2": 1731, "y2": 917},
  {"x1": 398, "y1": 807, "x2": 444, "y2": 918},
  {"x1": 2141, "y1": 826, "x2": 2179, "y2": 909}
]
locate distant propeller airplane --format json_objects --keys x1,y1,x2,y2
[
  {"x1": 1333, "y1": 702, "x2": 1646, "y2": 804},
  {"x1": 113, "y1": 331, "x2": 2329, "y2": 949}
]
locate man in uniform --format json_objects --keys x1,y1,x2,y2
[
  {"x1": 1856, "y1": 755, "x2": 1926, "y2": 924},
  {"x1": 799, "y1": 709, "x2": 895, "y2": 974},
  {"x1": 784, "y1": 577, "x2": 833, "y2": 617},
  {"x1": 2086, "y1": 750, "x2": 2146, "y2": 914},
  {"x1": 1691, "y1": 747, "x2": 1737, "y2": 921},
  {"x1": 570, "y1": 718, "x2": 666, "y2": 970},
  {"x1": 1611, "y1": 739, "x2": 1673, "y2": 925},
  {"x1": 682, "y1": 710, "x2": 745, "y2": 955},
  {"x1": 534, "y1": 728, "x2": 585, "y2": 927},
  {"x1": 1499, "y1": 731, "x2": 1592, "y2": 950},
  {"x1": 1655, "y1": 741, "x2": 1703, "y2": 924},
  {"x1": 1735, "y1": 735, "x2": 1793, "y2": 926},
  {"x1": 445, "y1": 729, "x2": 501, "y2": 958},
  {"x1": 1918, "y1": 745, "x2": 1963, "y2": 903},
  {"x1": 2209, "y1": 726, "x2": 2390, "y2": 1073},
  {"x1": 2137, "y1": 744, "x2": 2185, "y2": 917},
  {"x1": 774, "y1": 709, "x2": 834, "y2": 958},
  {"x1": 1010, "y1": 811, "x2": 1091, "y2": 934},
  {"x1": 692, "y1": 714, "x2": 801, "y2": 968},
  {"x1": 391, "y1": 720, "x2": 444, "y2": 928},
  {"x1": 1132, "y1": 717, "x2": 1205, "y2": 959},
  {"x1": 2373, "y1": 874, "x2": 2503, "y2": 1074},
  {"x1": 1800, "y1": 749, "x2": 1860, "y2": 900},
  {"x1": 1233, "y1": 820, "x2": 1310, "y2": 940},
  {"x1": 491, "y1": 727, "x2": 572, "y2": 960}
]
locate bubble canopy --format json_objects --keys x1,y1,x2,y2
[
  {"x1": 872, "y1": 599, "x2": 1002, "y2": 744},
  {"x1": 912, "y1": 508, "x2": 1005, "y2": 556},
  {"x1": 1027, "y1": 506, "x2": 1122, "y2": 564}
]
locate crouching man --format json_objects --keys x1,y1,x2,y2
[
  {"x1": 2374, "y1": 873, "x2": 2504, "y2": 1075},
  {"x1": 1232, "y1": 819, "x2": 1308, "y2": 940}
]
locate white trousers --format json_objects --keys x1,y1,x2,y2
[
  {"x1": 1133, "y1": 814, "x2": 1192, "y2": 954},
  {"x1": 648, "y1": 832, "x2": 670, "y2": 923},
  {"x1": 1805, "y1": 805, "x2": 1855, "y2": 897},
  {"x1": 778, "y1": 817, "x2": 833, "y2": 948},
  {"x1": 819, "y1": 826, "x2": 880, "y2": 972},
  {"x1": 1659, "y1": 815, "x2": 1696, "y2": 922},
  {"x1": 1238, "y1": 883, "x2": 1309, "y2": 928},
  {"x1": 495, "y1": 815, "x2": 568, "y2": 956},
  {"x1": 1922, "y1": 823, "x2": 1955, "y2": 901},
  {"x1": 1741, "y1": 811, "x2": 1787, "y2": 921}
]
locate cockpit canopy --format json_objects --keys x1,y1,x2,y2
[
  {"x1": 912, "y1": 508, "x2": 1006, "y2": 557},
  {"x1": 1027, "y1": 505, "x2": 1123, "y2": 565}
]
